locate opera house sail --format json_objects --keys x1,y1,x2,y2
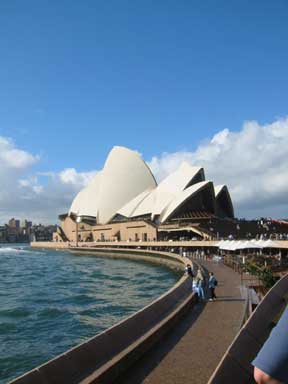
[{"x1": 56, "y1": 146, "x2": 234, "y2": 243}]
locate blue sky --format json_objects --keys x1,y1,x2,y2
[{"x1": 0, "y1": 1, "x2": 288, "y2": 223}]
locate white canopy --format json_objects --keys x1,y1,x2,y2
[
  {"x1": 235, "y1": 240, "x2": 263, "y2": 250},
  {"x1": 217, "y1": 239, "x2": 281, "y2": 250},
  {"x1": 253, "y1": 239, "x2": 279, "y2": 248},
  {"x1": 216, "y1": 240, "x2": 239, "y2": 251}
]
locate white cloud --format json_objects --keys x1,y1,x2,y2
[
  {"x1": 59, "y1": 168, "x2": 96, "y2": 186},
  {"x1": 1, "y1": 117, "x2": 288, "y2": 224},
  {"x1": 32, "y1": 185, "x2": 44, "y2": 194},
  {"x1": 0, "y1": 137, "x2": 38, "y2": 168},
  {"x1": 7, "y1": 169, "x2": 98, "y2": 224},
  {"x1": 148, "y1": 117, "x2": 288, "y2": 218},
  {"x1": 0, "y1": 135, "x2": 97, "y2": 224}
]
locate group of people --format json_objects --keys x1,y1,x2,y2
[{"x1": 185, "y1": 264, "x2": 217, "y2": 301}]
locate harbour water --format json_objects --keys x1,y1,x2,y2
[{"x1": 0, "y1": 244, "x2": 180, "y2": 383}]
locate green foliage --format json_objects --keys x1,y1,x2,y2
[
  {"x1": 245, "y1": 262, "x2": 278, "y2": 288},
  {"x1": 259, "y1": 267, "x2": 278, "y2": 288}
]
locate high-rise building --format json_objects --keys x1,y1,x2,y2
[{"x1": 8, "y1": 218, "x2": 20, "y2": 229}]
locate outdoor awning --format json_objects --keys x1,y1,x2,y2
[
  {"x1": 216, "y1": 240, "x2": 240, "y2": 251},
  {"x1": 235, "y1": 240, "x2": 262, "y2": 250},
  {"x1": 253, "y1": 239, "x2": 279, "y2": 248},
  {"x1": 216, "y1": 239, "x2": 282, "y2": 250}
]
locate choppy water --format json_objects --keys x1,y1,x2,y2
[{"x1": 0, "y1": 244, "x2": 180, "y2": 383}]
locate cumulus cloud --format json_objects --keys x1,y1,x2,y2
[
  {"x1": 148, "y1": 117, "x2": 288, "y2": 218},
  {"x1": 0, "y1": 136, "x2": 39, "y2": 169},
  {"x1": 58, "y1": 168, "x2": 96, "y2": 186},
  {"x1": 0, "y1": 135, "x2": 97, "y2": 224},
  {"x1": 13, "y1": 169, "x2": 97, "y2": 223}
]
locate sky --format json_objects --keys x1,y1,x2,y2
[{"x1": 0, "y1": 0, "x2": 288, "y2": 224}]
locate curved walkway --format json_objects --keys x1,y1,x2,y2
[{"x1": 118, "y1": 260, "x2": 245, "y2": 384}]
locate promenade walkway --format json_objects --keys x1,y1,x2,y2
[{"x1": 118, "y1": 260, "x2": 245, "y2": 384}]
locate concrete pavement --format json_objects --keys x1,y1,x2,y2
[{"x1": 118, "y1": 260, "x2": 245, "y2": 384}]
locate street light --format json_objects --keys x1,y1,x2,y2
[{"x1": 76, "y1": 216, "x2": 81, "y2": 247}]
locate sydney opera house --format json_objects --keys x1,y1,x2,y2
[{"x1": 55, "y1": 146, "x2": 237, "y2": 243}]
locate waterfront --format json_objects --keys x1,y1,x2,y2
[{"x1": 0, "y1": 244, "x2": 179, "y2": 383}]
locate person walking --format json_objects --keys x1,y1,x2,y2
[
  {"x1": 185, "y1": 263, "x2": 193, "y2": 278},
  {"x1": 208, "y1": 271, "x2": 217, "y2": 301},
  {"x1": 196, "y1": 268, "x2": 206, "y2": 301},
  {"x1": 185, "y1": 264, "x2": 194, "y2": 292}
]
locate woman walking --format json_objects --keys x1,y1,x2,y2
[
  {"x1": 208, "y1": 272, "x2": 217, "y2": 301},
  {"x1": 196, "y1": 268, "x2": 206, "y2": 301}
]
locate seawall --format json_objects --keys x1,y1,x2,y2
[{"x1": 69, "y1": 247, "x2": 185, "y2": 271}]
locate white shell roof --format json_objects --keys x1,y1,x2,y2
[
  {"x1": 151, "y1": 162, "x2": 204, "y2": 219},
  {"x1": 118, "y1": 188, "x2": 154, "y2": 218},
  {"x1": 69, "y1": 172, "x2": 102, "y2": 217},
  {"x1": 69, "y1": 146, "x2": 157, "y2": 224},
  {"x1": 214, "y1": 185, "x2": 225, "y2": 197},
  {"x1": 69, "y1": 147, "x2": 233, "y2": 224},
  {"x1": 117, "y1": 162, "x2": 205, "y2": 220},
  {"x1": 214, "y1": 184, "x2": 234, "y2": 218},
  {"x1": 160, "y1": 180, "x2": 213, "y2": 223},
  {"x1": 155, "y1": 162, "x2": 203, "y2": 194},
  {"x1": 97, "y1": 146, "x2": 157, "y2": 223}
]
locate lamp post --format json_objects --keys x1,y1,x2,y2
[{"x1": 76, "y1": 216, "x2": 81, "y2": 247}]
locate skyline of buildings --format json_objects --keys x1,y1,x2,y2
[{"x1": 0, "y1": 217, "x2": 56, "y2": 243}]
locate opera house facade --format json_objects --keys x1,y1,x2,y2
[{"x1": 55, "y1": 146, "x2": 235, "y2": 243}]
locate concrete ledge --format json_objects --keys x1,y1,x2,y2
[
  {"x1": 31, "y1": 240, "x2": 219, "y2": 248},
  {"x1": 9, "y1": 250, "x2": 197, "y2": 384},
  {"x1": 208, "y1": 274, "x2": 288, "y2": 383},
  {"x1": 69, "y1": 247, "x2": 185, "y2": 270},
  {"x1": 81, "y1": 292, "x2": 195, "y2": 384},
  {"x1": 31, "y1": 241, "x2": 69, "y2": 249}
]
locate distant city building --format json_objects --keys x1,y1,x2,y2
[
  {"x1": 9, "y1": 218, "x2": 20, "y2": 229},
  {"x1": 0, "y1": 226, "x2": 7, "y2": 243},
  {"x1": 0, "y1": 219, "x2": 56, "y2": 243},
  {"x1": 31, "y1": 224, "x2": 56, "y2": 242}
]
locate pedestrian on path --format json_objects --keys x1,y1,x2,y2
[
  {"x1": 208, "y1": 272, "x2": 217, "y2": 301},
  {"x1": 196, "y1": 268, "x2": 206, "y2": 301},
  {"x1": 185, "y1": 263, "x2": 195, "y2": 292},
  {"x1": 192, "y1": 276, "x2": 200, "y2": 296},
  {"x1": 185, "y1": 264, "x2": 193, "y2": 278}
]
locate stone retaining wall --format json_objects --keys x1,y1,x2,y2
[{"x1": 31, "y1": 241, "x2": 69, "y2": 249}]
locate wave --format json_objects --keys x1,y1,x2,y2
[
  {"x1": 0, "y1": 247, "x2": 22, "y2": 253},
  {"x1": 0, "y1": 246, "x2": 44, "y2": 256}
]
